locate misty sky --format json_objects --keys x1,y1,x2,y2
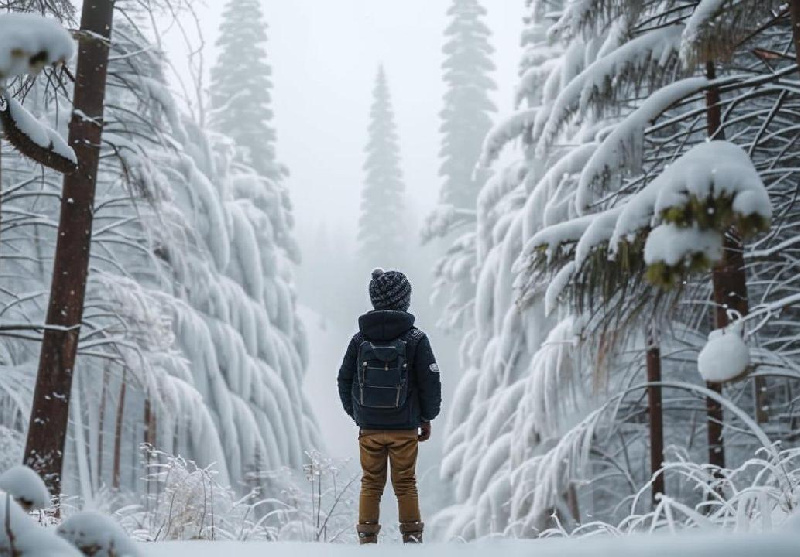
[{"x1": 163, "y1": 1, "x2": 523, "y2": 243}]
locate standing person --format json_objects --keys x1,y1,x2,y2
[{"x1": 337, "y1": 268, "x2": 442, "y2": 544}]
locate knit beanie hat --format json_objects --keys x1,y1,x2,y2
[{"x1": 369, "y1": 268, "x2": 412, "y2": 311}]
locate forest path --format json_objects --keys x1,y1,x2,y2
[{"x1": 143, "y1": 532, "x2": 799, "y2": 556}]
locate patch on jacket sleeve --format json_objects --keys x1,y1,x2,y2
[{"x1": 429, "y1": 363, "x2": 439, "y2": 373}]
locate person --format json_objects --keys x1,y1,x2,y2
[{"x1": 337, "y1": 268, "x2": 442, "y2": 544}]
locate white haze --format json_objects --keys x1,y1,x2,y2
[
  {"x1": 162, "y1": 0, "x2": 523, "y2": 242},
  {"x1": 157, "y1": 1, "x2": 522, "y2": 463}
]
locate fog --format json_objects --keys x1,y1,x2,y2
[
  {"x1": 159, "y1": 0, "x2": 521, "y2": 456},
  {"x1": 157, "y1": 0, "x2": 523, "y2": 520},
  {"x1": 163, "y1": 1, "x2": 522, "y2": 240}
]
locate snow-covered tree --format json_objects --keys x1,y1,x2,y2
[
  {"x1": 439, "y1": 0, "x2": 496, "y2": 211},
  {"x1": 210, "y1": 0, "x2": 282, "y2": 179},
  {"x1": 422, "y1": 0, "x2": 496, "y2": 333},
  {"x1": 432, "y1": 0, "x2": 800, "y2": 540},
  {"x1": 357, "y1": 66, "x2": 409, "y2": 269},
  {"x1": 0, "y1": 0, "x2": 319, "y2": 506}
]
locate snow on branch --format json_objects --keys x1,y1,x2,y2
[
  {"x1": 617, "y1": 141, "x2": 770, "y2": 288},
  {"x1": 509, "y1": 398, "x2": 612, "y2": 530},
  {"x1": 524, "y1": 141, "x2": 770, "y2": 296},
  {"x1": 0, "y1": 13, "x2": 74, "y2": 80},
  {"x1": 614, "y1": 141, "x2": 771, "y2": 244},
  {"x1": 479, "y1": 108, "x2": 538, "y2": 169},
  {"x1": 643, "y1": 223, "x2": 723, "y2": 280},
  {"x1": 548, "y1": 0, "x2": 639, "y2": 43},
  {"x1": 520, "y1": 212, "x2": 595, "y2": 268},
  {"x1": 422, "y1": 204, "x2": 476, "y2": 243},
  {"x1": 698, "y1": 322, "x2": 750, "y2": 383},
  {"x1": 0, "y1": 492, "x2": 80, "y2": 555},
  {"x1": 536, "y1": 24, "x2": 685, "y2": 157},
  {"x1": 577, "y1": 76, "x2": 711, "y2": 211},
  {"x1": 0, "y1": 14, "x2": 76, "y2": 174},
  {"x1": 680, "y1": 0, "x2": 783, "y2": 67},
  {"x1": 0, "y1": 466, "x2": 48, "y2": 512},
  {"x1": 0, "y1": 93, "x2": 77, "y2": 174}
]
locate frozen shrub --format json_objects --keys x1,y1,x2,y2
[{"x1": 127, "y1": 446, "x2": 264, "y2": 541}]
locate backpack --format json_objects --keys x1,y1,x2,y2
[{"x1": 356, "y1": 338, "x2": 409, "y2": 409}]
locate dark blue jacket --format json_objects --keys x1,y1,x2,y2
[{"x1": 337, "y1": 310, "x2": 441, "y2": 430}]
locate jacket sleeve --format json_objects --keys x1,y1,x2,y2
[
  {"x1": 337, "y1": 335, "x2": 359, "y2": 418},
  {"x1": 414, "y1": 335, "x2": 441, "y2": 422}
]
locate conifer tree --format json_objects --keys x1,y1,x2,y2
[
  {"x1": 358, "y1": 66, "x2": 408, "y2": 268},
  {"x1": 210, "y1": 0, "x2": 281, "y2": 179},
  {"x1": 439, "y1": 0, "x2": 496, "y2": 210}
]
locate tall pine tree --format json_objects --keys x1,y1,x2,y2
[
  {"x1": 358, "y1": 66, "x2": 409, "y2": 268},
  {"x1": 439, "y1": 0, "x2": 496, "y2": 210},
  {"x1": 210, "y1": 0, "x2": 281, "y2": 179}
]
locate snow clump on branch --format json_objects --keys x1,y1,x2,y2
[
  {"x1": 0, "y1": 13, "x2": 74, "y2": 80},
  {"x1": 698, "y1": 322, "x2": 750, "y2": 383},
  {"x1": 0, "y1": 465, "x2": 49, "y2": 511}
]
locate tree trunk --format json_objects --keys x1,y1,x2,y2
[
  {"x1": 143, "y1": 397, "x2": 157, "y2": 500},
  {"x1": 705, "y1": 61, "x2": 728, "y2": 471},
  {"x1": 97, "y1": 364, "x2": 109, "y2": 485},
  {"x1": 23, "y1": 0, "x2": 115, "y2": 497},
  {"x1": 144, "y1": 397, "x2": 156, "y2": 448},
  {"x1": 646, "y1": 326, "x2": 665, "y2": 508},
  {"x1": 566, "y1": 482, "x2": 580, "y2": 524},
  {"x1": 790, "y1": 0, "x2": 800, "y2": 75},
  {"x1": 704, "y1": 61, "x2": 761, "y2": 474},
  {"x1": 112, "y1": 369, "x2": 126, "y2": 490}
]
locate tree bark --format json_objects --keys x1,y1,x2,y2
[
  {"x1": 143, "y1": 397, "x2": 157, "y2": 500},
  {"x1": 23, "y1": 0, "x2": 115, "y2": 497},
  {"x1": 646, "y1": 326, "x2": 665, "y2": 508},
  {"x1": 705, "y1": 61, "x2": 728, "y2": 471},
  {"x1": 704, "y1": 61, "x2": 761, "y2": 474},
  {"x1": 790, "y1": 0, "x2": 800, "y2": 75},
  {"x1": 112, "y1": 369, "x2": 126, "y2": 490},
  {"x1": 97, "y1": 364, "x2": 109, "y2": 485}
]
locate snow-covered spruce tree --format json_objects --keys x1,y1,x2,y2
[
  {"x1": 433, "y1": 0, "x2": 800, "y2": 539},
  {"x1": 74, "y1": 3, "x2": 321, "y2": 496},
  {"x1": 0, "y1": 1, "x2": 319, "y2": 507},
  {"x1": 422, "y1": 0, "x2": 496, "y2": 333},
  {"x1": 439, "y1": 0, "x2": 496, "y2": 211},
  {"x1": 358, "y1": 66, "x2": 409, "y2": 269},
  {"x1": 210, "y1": 0, "x2": 282, "y2": 180},
  {"x1": 431, "y1": 1, "x2": 581, "y2": 539}
]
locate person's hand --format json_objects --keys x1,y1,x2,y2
[{"x1": 418, "y1": 421, "x2": 431, "y2": 442}]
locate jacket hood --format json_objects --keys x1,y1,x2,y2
[{"x1": 359, "y1": 310, "x2": 415, "y2": 341}]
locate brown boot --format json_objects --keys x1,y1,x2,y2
[
  {"x1": 357, "y1": 522, "x2": 380, "y2": 544},
  {"x1": 400, "y1": 521, "x2": 424, "y2": 543}
]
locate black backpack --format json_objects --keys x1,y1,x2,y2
[{"x1": 356, "y1": 338, "x2": 409, "y2": 409}]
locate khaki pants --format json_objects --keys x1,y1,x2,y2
[{"x1": 358, "y1": 429, "x2": 421, "y2": 525}]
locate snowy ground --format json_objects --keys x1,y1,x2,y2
[{"x1": 143, "y1": 532, "x2": 799, "y2": 557}]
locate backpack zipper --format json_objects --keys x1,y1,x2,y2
[
  {"x1": 360, "y1": 361, "x2": 368, "y2": 405},
  {"x1": 395, "y1": 362, "x2": 408, "y2": 406}
]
